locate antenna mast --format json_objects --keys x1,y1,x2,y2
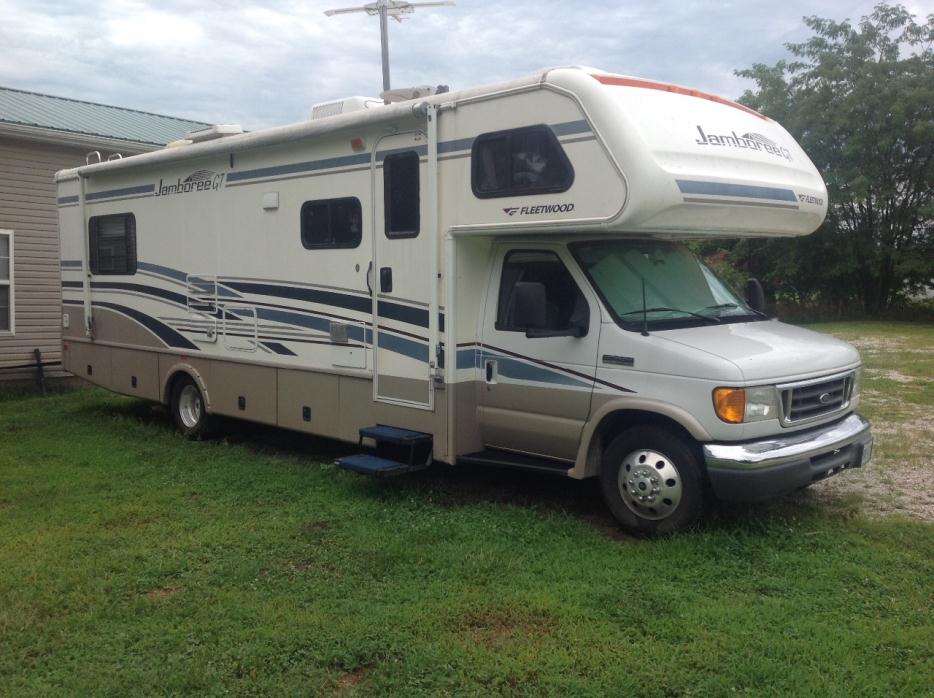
[{"x1": 325, "y1": 0, "x2": 455, "y2": 103}]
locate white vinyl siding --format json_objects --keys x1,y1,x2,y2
[{"x1": 0, "y1": 230, "x2": 12, "y2": 333}]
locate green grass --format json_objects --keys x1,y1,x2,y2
[{"x1": 1, "y1": 322, "x2": 933, "y2": 696}]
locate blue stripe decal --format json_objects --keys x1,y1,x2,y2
[
  {"x1": 257, "y1": 307, "x2": 331, "y2": 334},
  {"x1": 456, "y1": 347, "x2": 478, "y2": 369},
  {"x1": 60, "y1": 260, "x2": 82, "y2": 268},
  {"x1": 377, "y1": 300, "x2": 428, "y2": 329},
  {"x1": 57, "y1": 195, "x2": 79, "y2": 204},
  {"x1": 261, "y1": 341, "x2": 298, "y2": 356},
  {"x1": 226, "y1": 280, "x2": 372, "y2": 315},
  {"x1": 136, "y1": 261, "x2": 189, "y2": 283},
  {"x1": 676, "y1": 179, "x2": 797, "y2": 202},
  {"x1": 227, "y1": 152, "x2": 371, "y2": 183},
  {"x1": 551, "y1": 119, "x2": 593, "y2": 137},
  {"x1": 85, "y1": 184, "x2": 155, "y2": 201},
  {"x1": 377, "y1": 331, "x2": 429, "y2": 363},
  {"x1": 64, "y1": 299, "x2": 198, "y2": 350},
  {"x1": 225, "y1": 120, "x2": 592, "y2": 184},
  {"x1": 89, "y1": 281, "x2": 189, "y2": 307}
]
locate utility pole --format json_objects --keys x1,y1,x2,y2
[{"x1": 325, "y1": 0, "x2": 455, "y2": 102}]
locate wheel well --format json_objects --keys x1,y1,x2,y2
[
  {"x1": 163, "y1": 370, "x2": 192, "y2": 405},
  {"x1": 585, "y1": 409, "x2": 700, "y2": 477}
]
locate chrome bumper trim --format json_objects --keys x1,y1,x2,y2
[{"x1": 703, "y1": 413, "x2": 872, "y2": 470}]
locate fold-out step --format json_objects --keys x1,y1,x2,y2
[
  {"x1": 336, "y1": 454, "x2": 420, "y2": 477},
  {"x1": 359, "y1": 425, "x2": 432, "y2": 446}
]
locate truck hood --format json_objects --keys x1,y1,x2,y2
[{"x1": 658, "y1": 320, "x2": 860, "y2": 383}]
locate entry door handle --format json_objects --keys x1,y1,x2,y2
[{"x1": 485, "y1": 359, "x2": 497, "y2": 383}]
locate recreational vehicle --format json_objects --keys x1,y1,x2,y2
[{"x1": 56, "y1": 67, "x2": 873, "y2": 533}]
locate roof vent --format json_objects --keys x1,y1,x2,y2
[
  {"x1": 310, "y1": 96, "x2": 383, "y2": 120},
  {"x1": 184, "y1": 124, "x2": 244, "y2": 143}
]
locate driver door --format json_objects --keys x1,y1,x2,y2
[{"x1": 477, "y1": 244, "x2": 599, "y2": 461}]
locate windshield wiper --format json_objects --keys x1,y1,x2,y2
[
  {"x1": 700, "y1": 302, "x2": 768, "y2": 320},
  {"x1": 620, "y1": 307, "x2": 721, "y2": 324}
]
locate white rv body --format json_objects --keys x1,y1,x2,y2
[{"x1": 57, "y1": 67, "x2": 871, "y2": 532}]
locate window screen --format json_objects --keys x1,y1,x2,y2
[
  {"x1": 384, "y1": 151, "x2": 420, "y2": 238},
  {"x1": 89, "y1": 213, "x2": 136, "y2": 275},
  {"x1": 300, "y1": 197, "x2": 362, "y2": 249},
  {"x1": 472, "y1": 125, "x2": 574, "y2": 198},
  {"x1": 0, "y1": 232, "x2": 10, "y2": 332},
  {"x1": 496, "y1": 250, "x2": 587, "y2": 333}
]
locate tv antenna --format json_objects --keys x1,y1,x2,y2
[{"x1": 325, "y1": 0, "x2": 455, "y2": 102}]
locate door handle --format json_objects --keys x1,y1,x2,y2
[
  {"x1": 379, "y1": 266, "x2": 392, "y2": 293},
  {"x1": 485, "y1": 359, "x2": 497, "y2": 383}
]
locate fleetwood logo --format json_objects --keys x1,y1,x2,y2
[
  {"x1": 503, "y1": 203, "x2": 575, "y2": 216},
  {"x1": 694, "y1": 125, "x2": 792, "y2": 161},
  {"x1": 155, "y1": 169, "x2": 224, "y2": 197}
]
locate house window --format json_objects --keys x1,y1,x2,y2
[
  {"x1": 89, "y1": 213, "x2": 137, "y2": 275},
  {"x1": 300, "y1": 197, "x2": 363, "y2": 249},
  {"x1": 384, "y1": 151, "x2": 420, "y2": 238},
  {"x1": 472, "y1": 125, "x2": 574, "y2": 198},
  {"x1": 0, "y1": 230, "x2": 12, "y2": 333}
]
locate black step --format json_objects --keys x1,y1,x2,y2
[
  {"x1": 336, "y1": 454, "x2": 424, "y2": 478},
  {"x1": 359, "y1": 424, "x2": 432, "y2": 446},
  {"x1": 457, "y1": 448, "x2": 572, "y2": 475}
]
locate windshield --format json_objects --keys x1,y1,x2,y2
[{"x1": 570, "y1": 239, "x2": 759, "y2": 330}]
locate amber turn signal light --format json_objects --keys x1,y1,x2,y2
[{"x1": 713, "y1": 387, "x2": 746, "y2": 423}]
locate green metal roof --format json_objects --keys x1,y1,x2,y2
[{"x1": 0, "y1": 86, "x2": 210, "y2": 146}]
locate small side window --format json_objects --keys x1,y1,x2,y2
[
  {"x1": 496, "y1": 250, "x2": 588, "y2": 334},
  {"x1": 472, "y1": 125, "x2": 574, "y2": 198},
  {"x1": 0, "y1": 230, "x2": 12, "y2": 333},
  {"x1": 384, "y1": 151, "x2": 420, "y2": 238},
  {"x1": 300, "y1": 197, "x2": 362, "y2": 249},
  {"x1": 89, "y1": 213, "x2": 136, "y2": 275}
]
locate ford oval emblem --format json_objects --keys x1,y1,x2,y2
[{"x1": 818, "y1": 392, "x2": 833, "y2": 405}]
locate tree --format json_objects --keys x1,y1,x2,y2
[{"x1": 725, "y1": 4, "x2": 933, "y2": 315}]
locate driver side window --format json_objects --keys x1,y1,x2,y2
[{"x1": 495, "y1": 250, "x2": 588, "y2": 333}]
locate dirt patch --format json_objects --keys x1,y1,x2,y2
[
  {"x1": 0, "y1": 499, "x2": 13, "y2": 510},
  {"x1": 334, "y1": 666, "x2": 369, "y2": 695},
  {"x1": 303, "y1": 520, "x2": 332, "y2": 533},
  {"x1": 144, "y1": 585, "x2": 181, "y2": 600},
  {"x1": 456, "y1": 607, "x2": 557, "y2": 648},
  {"x1": 864, "y1": 368, "x2": 925, "y2": 384}
]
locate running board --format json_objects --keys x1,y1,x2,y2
[{"x1": 457, "y1": 449, "x2": 573, "y2": 475}]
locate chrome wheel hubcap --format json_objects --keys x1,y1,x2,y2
[
  {"x1": 618, "y1": 448, "x2": 683, "y2": 520},
  {"x1": 178, "y1": 384, "x2": 203, "y2": 429}
]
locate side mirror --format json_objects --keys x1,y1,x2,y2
[{"x1": 745, "y1": 278, "x2": 765, "y2": 313}]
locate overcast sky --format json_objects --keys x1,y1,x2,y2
[{"x1": 1, "y1": 0, "x2": 930, "y2": 130}]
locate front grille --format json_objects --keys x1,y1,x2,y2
[{"x1": 780, "y1": 372, "x2": 854, "y2": 425}]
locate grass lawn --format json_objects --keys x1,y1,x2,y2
[{"x1": 1, "y1": 322, "x2": 932, "y2": 696}]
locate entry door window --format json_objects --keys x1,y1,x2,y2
[
  {"x1": 496, "y1": 250, "x2": 588, "y2": 333},
  {"x1": 383, "y1": 151, "x2": 420, "y2": 238}
]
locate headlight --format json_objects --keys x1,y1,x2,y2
[
  {"x1": 713, "y1": 386, "x2": 778, "y2": 424},
  {"x1": 851, "y1": 367, "x2": 861, "y2": 401}
]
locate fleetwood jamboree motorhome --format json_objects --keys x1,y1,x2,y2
[{"x1": 57, "y1": 67, "x2": 873, "y2": 534}]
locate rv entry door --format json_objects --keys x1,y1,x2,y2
[{"x1": 372, "y1": 133, "x2": 435, "y2": 409}]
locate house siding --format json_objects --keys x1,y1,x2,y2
[{"x1": 0, "y1": 136, "x2": 87, "y2": 376}]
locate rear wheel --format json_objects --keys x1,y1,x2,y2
[
  {"x1": 170, "y1": 376, "x2": 210, "y2": 439},
  {"x1": 600, "y1": 426, "x2": 706, "y2": 535}
]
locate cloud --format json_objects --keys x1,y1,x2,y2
[{"x1": 0, "y1": 0, "x2": 902, "y2": 130}]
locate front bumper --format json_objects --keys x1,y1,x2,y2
[{"x1": 702, "y1": 413, "x2": 873, "y2": 501}]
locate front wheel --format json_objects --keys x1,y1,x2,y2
[
  {"x1": 170, "y1": 376, "x2": 211, "y2": 439},
  {"x1": 599, "y1": 426, "x2": 706, "y2": 535}
]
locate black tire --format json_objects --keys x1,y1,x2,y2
[
  {"x1": 170, "y1": 375, "x2": 210, "y2": 439},
  {"x1": 599, "y1": 425, "x2": 706, "y2": 535}
]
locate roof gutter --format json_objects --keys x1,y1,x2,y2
[{"x1": 0, "y1": 121, "x2": 159, "y2": 154}]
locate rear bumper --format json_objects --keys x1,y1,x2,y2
[{"x1": 702, "y1": 413, "x2": 873, "y2": 501}]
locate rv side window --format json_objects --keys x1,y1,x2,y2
[
  {"x1": 89, "y1": 213, "x2": 137, "y2": 275},
  {"x1": 496, "y1": 250, "x2": 587, "y2": 333},
  {"x1": 300, "y1": 197, "x2": 363, "y2": 249},
  {"x1": 472, "y1": 125, "x2": 574, "y2": 198},
  {"x1": 384, "y1": 151, "x2": 420, "y2": 238}
]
